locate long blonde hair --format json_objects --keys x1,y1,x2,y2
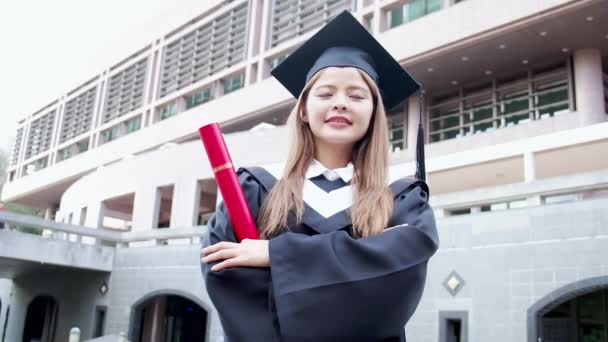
[{"x1": 257, "y1": 69, "x2": 394, "y2": 239}]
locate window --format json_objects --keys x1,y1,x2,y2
[
  {"x1": 270, "y1": 53, "x2": 289, "y2": 70},
  {"x1": 57, "y1": 139, "x2": 89, "y2": 162},
  {"x1": 387, "y1": 113, "x2": 405, "y2": 152},
  {"x1": 389, "y1": 0, "x2": 442, "y2": 28},
  {"x1": 270, "y1": 0, "x2": 353, "y2": 47},
  {"x1": 439, "y1": 311, "x2": 468, "y2": 342},
  {"x1": 104, "y1": 58, "x2": 147, "y2": 122},
  {"x1": 25, "y1": 157, "x2": 48, "y2": 175},
  {"x1": 104, "y1": 126, "x2": 121, "y2": 142},
  {"x1": 223, "y1": 74, "x2": 245, "y2": 95},
  {"x1": 159, "y1": 102, "x2": 178, "y2": 120},
  {"x1": 185, "y1": 88, "x2": 213, "y2": 109},
  {"x1": 447, "y1": 208, "x2": 471, "y2": 216},
  {"x1": 61, "y1": 88, "x2": 97, "y2": 143},
  {"x1": 125, "y1": 117, "x2": 141, "y2": 133},
  {"x1": 93, "y1": 306, "x2": 107, "y2": 338},
  {"x1": 158, "y1": 3, "x2": 249, "y2": 97},
  {"x1": 77, "y1": 141, "x2": 89, "y2": 153},
  {"x1": 429, "y1": 63, "x2": 571, "y2": 143},
  {"x1": 429, "y1": 97, "x2": 461, "y2": 142}
]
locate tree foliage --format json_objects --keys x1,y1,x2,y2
[{"x1": 0, "y1": 147, "x2": 44, "y2": 235}]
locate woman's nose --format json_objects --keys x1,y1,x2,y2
[
  {"x1": 332, "y1": 103, "x2": 347, "y2": 111},
  {"x1": 332, "y1": 96, "x2": 348, "y2": 111}
]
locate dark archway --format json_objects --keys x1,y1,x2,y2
[
  {"x1": 129, "y1": 291, "x2": 209, "y2": 342},
  {"x1": 528, "y1": 276, "x2": 608, "y2": 342},
  {"x1": 22, "y1": 295, "x2": 58, "y2": 342}
]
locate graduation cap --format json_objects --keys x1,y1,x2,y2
[{"x1": 271, "y1": 10, "x2": 427, "y2": 182}]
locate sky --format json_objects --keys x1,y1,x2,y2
[{"x1": 0, "y1": 0, "x2": 221, "y2": 155}]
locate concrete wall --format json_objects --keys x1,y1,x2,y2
[
  {"x1": 407, "y1": 197, "x2": 608, "y2": 341},
  {"x1": 103, "y1": 244, "x2": 221, "y2": 342},
  {"x1": 3, "y1": 269, "x2": 109, "y2": 342}
]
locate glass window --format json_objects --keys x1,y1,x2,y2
[
  {"x1": 543, "y1": 193, "x2": 581, "y2": 204},
  {"x1": 449, "y1": 208, "x2": 471, "y2": 216},
  {"x1": 428, "y1": 63, "x2": 570, "y2": 143},
  {"x1": 104, "y1": 126, "x2": 121, "y2": 142},
  {"x1": 388, "y1": 114, "x2": 405, "y2": 152},
  {"x1": 223, "y1": 74, "x2": 244, "y2": 95},
  {"x1": 430, "y1": 107, "x2": 460, "y2": 143},
  {"x1": 463, "y1": 95, "x2": 494, "y2": 135},
  {"x1": 536, "y1": 81, "x2": 568, "y2": 119},
  {"x1": 126, "y1": 117, "x2": 141, "y2": 133},
  {"x1": 508, "y1": 199, "x2": 527, "y2": 209},
  {"x1": 270, "y1": 54, "x2": 289, "y2": 70},
  {"x1": 389, "y1": 0, "x2": 442, "y2": 28},
  {"x1": 490, "y1": 202, "x2": 508, "y2": 211},
  {"x1": 186, "y1": 88, "x2": 213, "y2": 109},
  {"x1": 77, "y1": 141, "x2": 89, "y2": 153},
  {"x1": 160, "y1": 102, "x2": 178, "y2": 120},
  {"x1": 501, "y1": 91, "x2": 530, "y2": 127}
]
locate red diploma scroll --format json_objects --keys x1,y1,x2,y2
[{"x1": 198, "y1": 123, "x2": 259, "y2": 241}]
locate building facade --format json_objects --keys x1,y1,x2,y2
[{"x1": 1, "y1": 0, "x2": 608, "y2": 341}]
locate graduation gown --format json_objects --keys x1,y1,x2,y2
[{"x1": 201, "y1": 164, "x2": 439, "y2": 342}]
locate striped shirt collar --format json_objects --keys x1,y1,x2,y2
[{"x1": 305, "y1": 159, "x2": 354, "y2": 182}]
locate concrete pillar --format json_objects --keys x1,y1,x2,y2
[
  {"x1": 142, "y1": 297, "x2": 166, "y2": 342},
  {"x1": 574, "y1": 49, "x2": 606, "y2": 126},
  {"x1": 256, "y1": 0, "x2": 271, "y2": 82},
  {"x1": 133, "y1": 187, "x2": 160, "y2": 231},
  {"x1": 523, "y1": 152, "x2": 536, "y2": 183},
  {"x1": 173, "y1": 178, "x2": 199, "y2": 228},
  {"x1": 371, "y1": 4, "x2": 383, "y2": 34},
  {"x1": 407, "y1": 95, "x2": 422, "y2": 160},
  {"x1": 131, "y1": 186, "x2": 161, "y2": 247},
  {"x1": 83, "y1": 201, "x2": 104, "y2": 245}
]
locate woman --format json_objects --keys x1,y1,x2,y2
[{"x1": 201, "y1": 10, "x2": 438, "y2": 342}]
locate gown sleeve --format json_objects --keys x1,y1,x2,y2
[
  {"x1": 268, "y1": 182, "x2": 439, "y2": 342},
  {"x1": 200, "y1": 169, "x2": 278, "y2": 342}
]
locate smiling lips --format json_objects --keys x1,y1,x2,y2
[{"x1": 325, "y1": 115, "x2": 352, "y2": 125}]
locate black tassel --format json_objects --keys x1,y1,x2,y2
[{"x1": 415, "y1": 91, "x2": 426, "y2": 182}]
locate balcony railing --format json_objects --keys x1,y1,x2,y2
[{"x1": 0, "y1": 210, "x2": 205, "y2": 248}]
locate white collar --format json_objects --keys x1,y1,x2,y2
[{"x1": 305, "y1": 159, "x2": 354, "y2": 183}]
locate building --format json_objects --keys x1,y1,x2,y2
[{"x1": 1, "y1": 0, "x2": 608, "y2": 341}]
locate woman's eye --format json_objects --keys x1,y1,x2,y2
[
  {"x1": 350, "y1": 95, "x2": 364, "y2": 100},
  {"x1": 318, "y1": 93, "x2": 332, "y2": 98}
]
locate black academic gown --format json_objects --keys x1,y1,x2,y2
[{"x1": 201, "y1": 165, "x2": 439, "y2": 342}]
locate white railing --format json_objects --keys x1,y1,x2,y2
[
  {"x1": 431, "y1": 169, "x2": 608, "y2": 217},
  {"x1": 0, "y1": 210, "x2": 205, "y2": 248}
]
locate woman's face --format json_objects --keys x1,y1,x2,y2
[{"x1": 303, "y1": 67, "x2": 374, "y2": 148}]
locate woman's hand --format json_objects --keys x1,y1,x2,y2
[{"x1": 201, "y1": 239, "x2": 270, "y2": 271}]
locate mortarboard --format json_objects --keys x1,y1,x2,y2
[{"x1": 271, "y1": 10, "x2": 427, "y2": 182}]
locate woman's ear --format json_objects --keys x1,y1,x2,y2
[{"x1": 300, "y1": 108, "x2": 309, "y2": 123}]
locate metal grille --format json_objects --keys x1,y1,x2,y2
[
  {"x1": 158, "y1": 2, "x2": 249, "y2": 98},
  {"x1": 11, "y1": 127, "x2": 23, "y2": 165},
  {"x1": 270, "y1": 0, "x2": 353, "y2": 48},
  {"x1": 103, "y1": 58, "x2": 148, "y2": 123},
  {"x1": 60, "y1": 87, "x2": 97, "y2": 143},
  {"x1": 25, "y1": 110, "x2": 56, "y2": 159}
]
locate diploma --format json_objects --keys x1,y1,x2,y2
[{"x1": 198, "y1": 123, "x2": 259, "y2": 242}]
